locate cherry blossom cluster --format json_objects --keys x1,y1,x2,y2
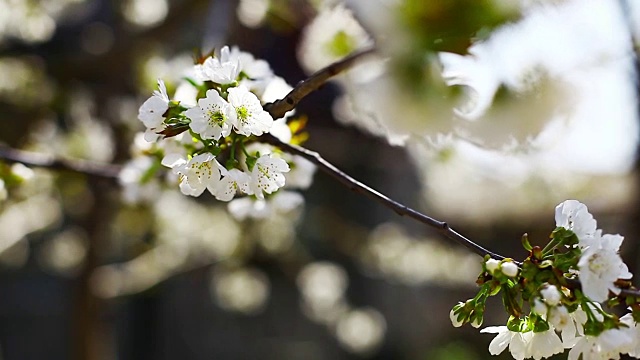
[
  {"x1": 451, "y1": 200, "x2": 640, "y2": 360},
  {"x1": 130, "y1": 46, "x2": 315, "y2": 212}
]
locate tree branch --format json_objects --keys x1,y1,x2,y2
[
  {"x1": 263, "y1": 47, "x2": 376, "y2": 119},
  {"x1": 261, "y1": 134, "x2": 505, "y2": 260},
  {"x1": 0, "y1": 145, "x2": 121, "y2": 179}
]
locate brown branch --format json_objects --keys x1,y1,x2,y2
[
  {"x1": 260, "y1": 48, "x2": 503, "y2": 259},
  {"x1": 0, "y1": 144, "x2": 121, "y2": 179},
  {"x1": 261, "y1": 134, "x2": 505, "y2": 260},
  {"x1": 263, "y1": 47, "x2": 376, "y2": 119}
]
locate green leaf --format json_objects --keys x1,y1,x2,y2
[
  {"x1": 583, "y1": 319, "x2": 604, "y2": 336},
  {"x1": 531, "y1": 314, "x2": 550, "y2": 333},
  {"x1": 506, "y1": 316, "x2": 525, "y2": 332},
  {"x1": 521, "y1": 233, "x2": 532, "y2": 251},
  {"x1": 551, "y1": 227, "x2": 579, "y2": 246},
  {"x1": 225, "y1": 158, "x2": 239, "y2": 170},
  {"x1": 245, "y1": 155, "x2": 257, "y2": 172}
]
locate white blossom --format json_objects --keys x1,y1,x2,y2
[
  {"x1": 185, "y1": 89, "x2": 232, "y2": 140},
  {"x1": 620, "y1": 313, "x2": 640, "y2": 357},
  {"x1": 138, "y1": 79, "x2": 169, "y2": 129},
  {"x1": 481, "y1": 326, "x2": 532, "y2": 360},
  {"x1": 269, "y1": 118, "x2": 293, "y2": 143},
  {"x1": 172, "y1": 152, "x2": 221, "y2": 197},
  {"x1": 578, "y1": 233, "x2": 632, "y2": 302},
  {"x1": 250, "y1": 154, "x2": 290, "y2": 199},
  {"x1": 194, "y1": 46, "x2": 240, "y2": 84},
  {"x1": 568, "y1": 328, "x2": 633, "y2": 360},
  {"x1": 227, "y1": 86, "x2": 273, "y2": 136},
  {"x1": 439, "y1": 49, "x2": 501, "y2": 120},
  {"x1": 215, "y1": 168, "x2": 252, "y2": 201},
  {"x1": 547, "y1": 306, "x2": 571, "y2": 333},
  {"x1": 555, "y1": 200, "x2": 598, "y2": 246},
  {"x1": 527, "y1": 329, "x2": 564, "y2": 360},
  {"x1": 561, "y1": 307, "x2": 587, "y2": 348}
]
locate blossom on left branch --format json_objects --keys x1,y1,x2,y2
[{"x1": 131, "y1": 45, "x2": 315, "y2": 214}]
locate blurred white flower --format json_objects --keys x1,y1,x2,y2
[
  {"x1": 227, "y1": 190, "x2": 303, "y2": 220},
  {"x1": 38, "y1": 228, "x2": 87, "y2": 277},
  {"x1": 122, "y1": 0, "x2": 168, "y2": 28},
  {"x1": 297, "y1": 262, "x2": 348, "y2": 308},
  {"x1": 229, "y1": 46, "x2": 274, "y2": 96},
  {"x1": 211, "y1": 267, "x2": 270, "y2": 315},
  {"x1": 298, "y1": 4, "x2": 372, "y2": 74},
  {"x1": 269, "y1": 118, "x2": 292, "y2": 143},
  {"x1": 236, "y1": 0, "x2": 269, "y2": 28},
  {"x1": 568, "y1": 329, "x2": 633, "y2": 360},
  {"x1": 335, "y1": 308, "x2": 386, "y2": 355},
  {"x1": 0, "y1": 179, "x2": 6, "y2": 202},
  {"x1": 118, "y1": 156, "x2": 160, "y2": 204}
]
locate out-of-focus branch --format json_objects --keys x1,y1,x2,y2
[
  {"x1": 0, "y1": 144, "x2": 121, "y2": 179},
  {"x1": 261, "y1": 134, "x2": 505, "y2": 260},
  {"x1": 261, "y1": 48, "x2": 503, "y2": 259},
  {"x1": 263, "y1": 47, "x2": 376, "y2": 119}
]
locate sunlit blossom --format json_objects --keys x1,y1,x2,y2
[
  {"x1": 185, "y1": 89, "x2": 233, "y2": 140},
  {"x1": 227, "y1": 86, "x2": 273, "y2": 136},
  {"x1": 250, "y1": 154, "x2": 290, "y2": 199}
]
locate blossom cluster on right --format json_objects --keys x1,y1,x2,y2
[{"x1": 450, "y1": 200, "x2": 640, "y2": 360}]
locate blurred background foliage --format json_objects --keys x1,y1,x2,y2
[{"x1": 0, "y1": 0, "x2": 639, "y2": 359}]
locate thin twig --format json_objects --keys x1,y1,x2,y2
[
  {"x1": 0, "y1": 145, "x2": 121, "y2": 179},
  {"x1": 262, "y1": 134, "x2": 505, "y2": 260},
  {"x1": 263, "y1": 47, "x2": 376, "y2": 119}
]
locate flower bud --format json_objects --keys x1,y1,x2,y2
[
  {"x1": 501, "y1": 262, "x2": 518, "y2": 277},
  {"x1": 471, "y1": 315, "x2": 483, "y2": 328},
  {"x1": 532, "y1": 298, "x2": 547, "y2": 316},
  {"x1": 541, "y1": 285, "x2": 561, "y2": 306},
  {"x1": 450, "y1": 306, "x2": 464, "y2": 327},
  {"x1": 485, "y1": 258, "x2": 500, "y2": 274}
]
